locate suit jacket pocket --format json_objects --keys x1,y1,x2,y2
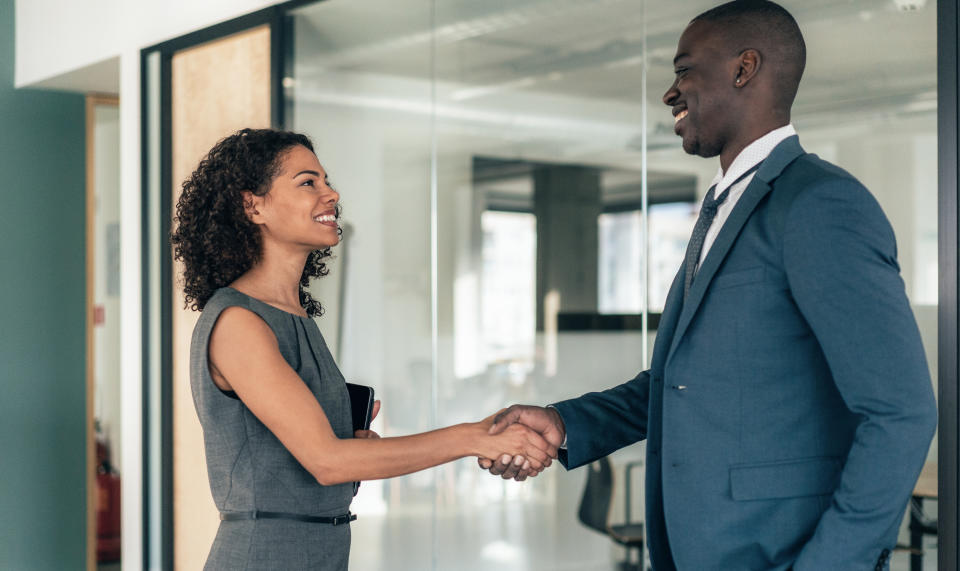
[
  {"x1": 730, "y1": 456, "x2": 842, "y2": 501},
  {"x1": 712, "y1": 266, "x2": 764, "y2": 289}
]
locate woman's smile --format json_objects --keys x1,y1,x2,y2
[{"x1": 313, "y1": 212, "x2": 338, "y2": 227}]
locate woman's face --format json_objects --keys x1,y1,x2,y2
[{"x1": 251, "y1": 145, "x2": 340, "y2": 252}]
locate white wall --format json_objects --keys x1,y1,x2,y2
[{"x1": 15, "y1": 0, "x2": 284, "y2": 90}]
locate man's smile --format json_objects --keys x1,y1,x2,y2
[{"x1": 674, "y1": 109, "x2": 689, "y2": 134}]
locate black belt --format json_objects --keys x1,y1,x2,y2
[{"x1": 220, "y1": 510, "x2": 356, "y2": 526}]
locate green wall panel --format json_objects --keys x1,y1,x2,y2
[{"x1": 0, "y1": 0, "x2": 88, "y2": 568}]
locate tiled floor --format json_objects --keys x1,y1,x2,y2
[
  {"x1": 348, "y1": 519, "x2": 938, "y2": 570},
  {"x1": 97, "y1": 516, "x2": 938, "y2": 570},
  {"x1": 347, "y1": 479, "x2": 940, "y2": 570}
]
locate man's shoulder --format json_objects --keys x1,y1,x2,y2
[
  {"x1": 771, "y1": 152, "x2": 875, "y2": 210},
  {"x1": 779, "y1": 153, "x2": 861, "y2": 190},
  {"x1": 763, "y1": 152, "x2": 882, "y2": 230}
]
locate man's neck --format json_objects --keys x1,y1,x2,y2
[{"x1": 719, "y1": 121, "x2": 791, "y2": 174}]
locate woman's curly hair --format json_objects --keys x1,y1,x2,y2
[{"x1": 171, "y1": 128, "x2": 337, "y2": 317}]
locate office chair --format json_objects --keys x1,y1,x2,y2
[{"x1": 577, "y1": 456, "x2": 646, "y2": 571}]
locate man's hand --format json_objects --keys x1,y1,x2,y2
[{"x1": 477, "y1": 405, "x2": 565, "y2": 480}]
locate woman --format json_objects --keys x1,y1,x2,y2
[{"x1": 171, "y1": 128, "x2": 555, "y2": 570}]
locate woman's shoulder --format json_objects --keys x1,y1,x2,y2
[
  {"x1": 205, "y1": 286, "x2": 251, "y2": 311},
  {"x1": 201, "y1": 287, "x2": 300, "y2": 339},
  {"x1": 195, "y1": 287, "x2": 259, "y2": 332},
  {"x1": 196, "y1": 287, "x2": 304, "y2": 369}
]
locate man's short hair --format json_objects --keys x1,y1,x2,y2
[{"x1": 692, "y1": 0, "x2": 806, "y2": 111}]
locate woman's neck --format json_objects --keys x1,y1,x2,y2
[{"x1": 231, "y1": 243, "x2": 309, "y2": 315}]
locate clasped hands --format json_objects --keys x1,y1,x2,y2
[{"x1": 477, "y1": 405, "x2": 566, "y2": 481}]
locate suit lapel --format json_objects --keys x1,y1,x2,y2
[
  {"x1": 665, "y1": 136, "x2": 806, "y2": 363},
  {"x1": 650, "y1": 266, "x2": 685, "y2": 374}
]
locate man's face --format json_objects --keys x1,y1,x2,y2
[{"x1": 663, "y1": 20, "x2": 738, "y2": 159}]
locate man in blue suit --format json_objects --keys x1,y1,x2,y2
[{"x1": 480, "y1": 1, "x2": 937, "y2": 569}]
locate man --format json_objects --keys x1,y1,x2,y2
[{"x1": 480, "y1": 2, "x2": 937, "y2": 570}]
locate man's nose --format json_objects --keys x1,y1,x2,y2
[{"x1": 663, "y1": 81, "x2": 679, "y2": 106}]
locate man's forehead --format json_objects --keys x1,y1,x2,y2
[{"x1": 674, "y1": 20, "x2": 725, "y2": 60}]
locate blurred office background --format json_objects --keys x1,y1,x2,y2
[{"x1": 1, "y1": 0, "x2": 947, "y2": 569}]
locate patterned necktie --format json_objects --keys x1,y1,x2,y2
[
  {"x1": 683, "y1": 183, "x2": 727, "y2": 298},
  {"x1": 682, "y1": 163, "x2": 763, "y2": 299}
]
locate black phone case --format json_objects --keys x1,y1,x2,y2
[
  {"x1": 346, "y1": 383, "x2": 374, "y2": 432},
  {"x1": 345, "y1": 383, "x2": 374, "y2": 497}
]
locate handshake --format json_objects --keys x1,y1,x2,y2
[{"x1": 476, "y1": 405, "x2": 566, "y2": 481}]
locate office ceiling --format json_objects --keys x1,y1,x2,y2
[{"x1": 291, "y1": 0, "x2": 936, "y2": 156}]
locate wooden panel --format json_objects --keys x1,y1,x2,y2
[{"x1": 170, "y1": 25, "x2": 271, "y2": 570}]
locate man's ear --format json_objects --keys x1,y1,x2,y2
[
  {"x1": 734, "y1": 48, "x2": 761, "y2": 88},
  {"x1": 241, "y1": 191, "x2": 263, "y2": 223}
]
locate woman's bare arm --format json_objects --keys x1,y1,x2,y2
[{"x1": 208, "y1": 306, "x2": 557, "y2": 486}]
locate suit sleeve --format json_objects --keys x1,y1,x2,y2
[
  {"x1": 551, "y1": 370, "x2": 651, "y2": 469},
  {"x1": 782, "y1": 178, "x2": 937, "y2": 570}
]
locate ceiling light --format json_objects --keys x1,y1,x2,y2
[{"x1": 893, "y1": 0, "x2": 927, "y2": 12}]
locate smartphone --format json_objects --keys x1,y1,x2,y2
[{"x1": 346, "y1": 382, "x2": 375, "y2": 433}]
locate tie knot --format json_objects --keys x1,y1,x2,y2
[{"x1": 703, "y1": 185, "x2": 728, "y2": 209}]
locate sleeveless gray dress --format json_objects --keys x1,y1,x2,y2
[{"x1": 190, "y1": 287, "x2": 354, "y2": 570}]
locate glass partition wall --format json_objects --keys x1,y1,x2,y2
[
  {"x1": 285, "y1": 0, "x2": 941, "y2": 569},
  {"x1": 287, "y1": 1, "x2": 940, "y2": 569},
  {"x1": 143, "y1": 0, "x2": 940, "y2": 569}
]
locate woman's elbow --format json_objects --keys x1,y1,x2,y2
[{"x1": 310, "y1": 464, "x2": 350, "y2": 486}]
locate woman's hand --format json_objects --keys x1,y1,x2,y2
[{"x1": 354, "y1": 399, "x2": 381, "y2": 439}]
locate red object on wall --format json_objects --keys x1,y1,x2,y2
[{"x1": 96, "y1": 439, "x2": 121, "y2": 562}]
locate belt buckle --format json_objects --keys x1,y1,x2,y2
[{"x1": 331, "y1": 513, "x2": 354, "y2": 526}]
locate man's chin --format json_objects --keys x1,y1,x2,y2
[{"x1": 682, "y1": 139, "x2": 720, "y2": 159}]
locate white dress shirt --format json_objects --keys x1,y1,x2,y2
[{"x1": 698, "y1": 124, "x2": 797, "y2": 265}]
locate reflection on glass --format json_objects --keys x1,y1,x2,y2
[
  {"x1": 481, "y1": 211, "x2": 536, "y2": 375},
  {"x1": 599, "y1": 210, "x2": 642, "y2": 314},
  {"x1": 647, "y1": 202, "x2": 696, "y2": 312},
  {"x1": 288, "y1": 0, "x2": 939, "y2": 568}
]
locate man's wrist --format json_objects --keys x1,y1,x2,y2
[{"x1": 546, "y1": 405, "x2": 568, "y2": 449}]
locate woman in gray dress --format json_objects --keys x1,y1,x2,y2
[{"x1": 171, "y1": 128, "x2": 556, "y2": 570}]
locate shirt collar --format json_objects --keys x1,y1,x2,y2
[{"x1": 710, "y1": 124, "x2": 797, "y2": 191}]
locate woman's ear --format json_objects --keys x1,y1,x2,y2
[{"x1": 241, "y1": 191, "x2": 262, "y2": 223}]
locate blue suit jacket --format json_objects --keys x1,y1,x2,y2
[{"x1": 553, "y1": 136, "x2": 937, "y2": 571}]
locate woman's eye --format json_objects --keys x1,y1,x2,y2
[{"x1": 301, "y1": 179, "x2": 315, "y2": 187}]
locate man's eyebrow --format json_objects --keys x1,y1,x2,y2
[
  {"x1": 673, "y1": 53, "x2": 689, "y2": 65},
  {"x1": 293, "y1": 169, "x2": 321, "y2": 178}
]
